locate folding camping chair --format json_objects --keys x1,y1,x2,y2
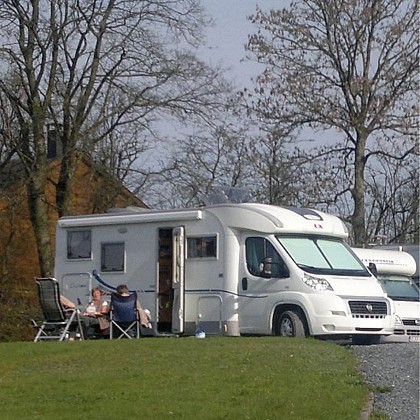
[
  {"x1": 33, "y1": 277, "x2": 84, "y2": 342},
  {"x1": 109, "y1": 292, "x2": 140, "y2": 339}
]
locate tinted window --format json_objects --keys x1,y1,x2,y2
[
  {"x1": 246, "y1": 237, "x2": 289, "y2": 278},
  {"x1": 67, "y1": 230, "x2": 91, "y2": 259},
  {"x1": 101, "y1": 242, "x2": 125, "y2": 272},
  {"x1": 379, "y1": 275, "x2": 420, "y2": 302}
]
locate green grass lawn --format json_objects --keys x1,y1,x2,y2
[{"x1": 0, "y1": 337, "x2": 368, "y2": 419}]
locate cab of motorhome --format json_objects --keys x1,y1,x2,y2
[
  {"x1": 54, "y1": 204, "x2": 395, "y2": 343},
  {"x1": 353, "y1": 247, "x2": 420, "y2": 343}
]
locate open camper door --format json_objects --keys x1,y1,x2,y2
[{"x1": 172, "y1": 226, "x2": 185, "y2": 334}]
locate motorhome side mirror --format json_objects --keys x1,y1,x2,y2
[
  {"x1": 368, "y1": 262, "x2": 378, "y2": 277},
  {"x1": 261, "y1": 257, "x2": 273, "y2": 278}
]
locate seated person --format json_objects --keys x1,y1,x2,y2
[
  {"x1": 115, "y1": 284, "x2": 150, "y2": 328},
  {"x1": 60, "y1": 295, "x2": 76, "y2": 309},
  {"x1": 59, "y1": 295, "x2": 80, "y2": 340},
  {"x1": 82, "y1": 287, "x2": 109, "y2": 338}
]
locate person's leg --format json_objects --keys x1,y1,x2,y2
[{"x1": 81, "y1": 316, "x2": 100, "y2": 339}]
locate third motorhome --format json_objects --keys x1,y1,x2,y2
[
  {"x1": 54, "y1": 204, "x2": 395, "y2": 344},
  {"x1": 353, "y1": 247, "x2": 420, "y2": 343}
]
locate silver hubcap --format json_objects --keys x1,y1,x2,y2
[{"x1": 280, "y1": 317, "x2": 293, "y2": 337}]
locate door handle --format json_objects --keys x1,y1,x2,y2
[{"x1": 242, "y1": 277, "x2": 248, "y2": 291}]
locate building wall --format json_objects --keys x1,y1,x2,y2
[{"x1": 0, "y1": 157, "x2": 146, "y2": 296}]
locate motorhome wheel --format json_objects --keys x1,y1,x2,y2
[{"x1": 276, "y1": 310, "x2": 306, "y2": 338}]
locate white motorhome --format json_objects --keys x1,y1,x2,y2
[
  {"x1": 374, "y1": 244, "x2": 419, "y2": 286},
  {"x1": 54, "y1": 204, "x2": 395, "y2": 344},
  {"x1": 353, "y1": 247, "x2": 420, "y2": 343}
]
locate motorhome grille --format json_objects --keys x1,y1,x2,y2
[
  {"x1": 402, "y1": 319, "x2": 420, "y2": 326},
  {"x1": 394, "y1": 330, "x2": 420, "y2": 337},
  {"x1": 348, "y1": 300, "x2": 388, "y2": 315}
]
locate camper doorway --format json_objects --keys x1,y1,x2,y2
[{"x1": 157, "y1": 227, "x2": 185, "y2": 335}]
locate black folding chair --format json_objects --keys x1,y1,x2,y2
[
  {"x1": 109, "y1": 292, "x2": 140, "y2": 339},
  {"x1": 33, "y1": 278, "x2": 84, "y2": 342}
]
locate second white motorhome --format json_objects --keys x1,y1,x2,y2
[
  {"x1": 374, "y1": 244, "x2": 419, "y2": 286},
  {"x1": 54, "y1": 204, "x2": 395, "y2": 344},
  {"x1": 353, "y1": 247, "x2": 420, "y2": 343}
]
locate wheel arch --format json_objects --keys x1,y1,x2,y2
[{"x1": 272, "y1": 303, "x2": 311, "y2": 336}]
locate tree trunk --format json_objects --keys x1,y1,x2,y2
[
  {"x1": 351, "y1": 133, "x2": 367, "y2": 246},
  {"x1": 56, "y1": 147, "x2": 76, "y2": 218},
  {"x1": 26, "y1": 155, "x2": 53, "y2": 277}
]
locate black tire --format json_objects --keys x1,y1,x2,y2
[
  {"x1": 275, "y1": 310, "x2": 306, "y2": 338},
  {"x1": 351, "y1": 334, "x2": 381, "y2": 345}
]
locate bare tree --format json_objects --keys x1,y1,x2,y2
[
  {"x1": 245, "y1": 0, "x2": 419, "y2": 245},
  {"x1": 145, "y1": 122, "x2": 253, "y2": 208},
  {"x1": 243, "y1": 125, "x2": 324, "y2": 207},
  {"x1": 0, "y1": 92, "x2": 18, "y2": 172},
  {"x1": 0, "y1": 0, "x2": 229, "y2": 275},
  {"x1": 365, "y1": 140, "x2": 419, "y2": 244}
]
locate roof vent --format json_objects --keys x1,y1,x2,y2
[{"x1": 285, "y1": 206, "x2": 323, "y2": 221}]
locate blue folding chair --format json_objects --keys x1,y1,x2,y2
[{"x1": 109, "y1": 292, "x2": 140, "y2": 339}]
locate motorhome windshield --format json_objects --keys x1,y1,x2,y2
[
  {"x1": 276, "y1": 235, "x2": 370, "y2": 277},
  {"x1": 378, "y1": 275, "x2": 420, "y2": 302}
]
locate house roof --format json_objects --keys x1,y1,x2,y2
[{"x1": 0, "y1": 153, "x2": 148, "y2": 209}]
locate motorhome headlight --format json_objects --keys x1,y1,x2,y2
[
  {"x1": 301, "y1": 273, "x2": 333, "y2": 291},
  {"x1": 394, "y1": 314, "x2": 403, "y2": 325}
]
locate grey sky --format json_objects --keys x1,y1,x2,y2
[
  {"x1": 197, "y1": 0, "x2": 336, "y2": 149},
  {"x1": 200, "y1": 1, "x2": 289, "y2": 88},
  {"x1": 147, "y1": 1, "x2": 294, "y2": 164}
]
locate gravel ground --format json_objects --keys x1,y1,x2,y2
[{"x1": 351, "y1": 343, "x2": 419, "y2": 420}]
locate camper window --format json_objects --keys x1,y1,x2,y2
[
  {"x1": 67, "y1": 230, "x2": 91, "y2": 259},
  {"x1": 101, "y1": 242, "x2": 125, "y2": 272},
  {"x1": 245, "y1": 237, "x2": 289, "y2": 278},
  {"x1": 187, "y1": 236, "x2": 217, "y2": 259}
]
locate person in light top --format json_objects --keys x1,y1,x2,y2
[{"x1": 82, "y1": 287, "x2": 109, "y2": 337}]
